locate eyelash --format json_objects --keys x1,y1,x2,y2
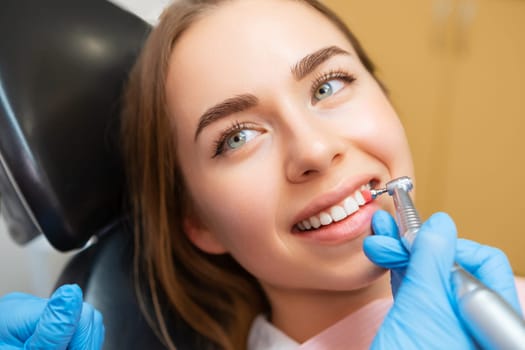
[
  {"x1": 213, "y1": 120, "x2": 251, "y2": 158},
  {"x1": 310, "y1": 69, "x2": 356, "y2": 98}
]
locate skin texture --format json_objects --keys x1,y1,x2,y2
[{"x1": 165, "y1": 0, "x2": 414, "y2": 342}]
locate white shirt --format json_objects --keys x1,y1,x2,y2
[{"x1": 248, "y1": 315, "x2": 300, "y2": 350}]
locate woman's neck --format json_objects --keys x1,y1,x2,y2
[{"x1": 261, "y1": 273, "x2": 392, "y2": 343}]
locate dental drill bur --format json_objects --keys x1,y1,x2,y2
[{"x1": 371, "y1": 177, "x2": 525, "y2": 350}]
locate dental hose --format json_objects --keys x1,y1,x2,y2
[{"x1": 370, "y1": 177, "x2": 525, "y2": 349}]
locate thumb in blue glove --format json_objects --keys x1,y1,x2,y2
[
  {"x1": 363, "y1": 211, "x2": 520, "y2": 349},
  {"x1": 25, "y1": 284, "x2": 83, "y2": 348},
  {"x1": 365, "y1": 210, "x2": 521, "y2": 313},
  {"x1": 0, "y1": 284, "x2": 105, "y2": 350}
]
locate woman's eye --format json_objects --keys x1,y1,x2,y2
[
  {"x1": 213, "y1": 123, "x2": 263, "y2": 158},
  {"x1": 226, "y1": 129, "x2": 259, "y2": 150},
  {"x1": 314, "y1": 79, "x2": 345, "y2": 101}
]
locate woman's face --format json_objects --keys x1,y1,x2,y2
[{"x1": 166, "y1": 0, "x2": 413, "y2": 294}]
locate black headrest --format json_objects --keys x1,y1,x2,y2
[{"x1": 0, "y1": 0, "x2": 151, "y2": 251}]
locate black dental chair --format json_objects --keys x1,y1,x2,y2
[{"x1": 0, "y1": 1, "x2": 203, "y2": 348}]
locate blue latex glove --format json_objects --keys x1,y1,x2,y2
[
  {"x1": 364, "y1": 210, "x2": 521, "y2": 349},
  {"x1": 0, "y1": 284, "x2": 105, "y2": 350}
]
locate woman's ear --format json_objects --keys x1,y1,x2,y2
[{"x1": 183, "y1": 215, "x2": 227, "y2": 255}]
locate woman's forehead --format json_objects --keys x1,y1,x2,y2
[
  {"x1": 169, "y1": 0, "x2": 354, "y2": 74},
  {"x1": 165, "y1": 1, "x2": 355, "y2": 108}
]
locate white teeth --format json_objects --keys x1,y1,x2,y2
[
  {"x1": 310, "y1": 216, "x2": 321, "y2": 229},
  {"x1": 296, "y1": 181, "x2": 375, "y2": 232},
  {"x1": 319, "y1": 212, "x2": 333, "y2": 226},
  {"x1": 360, "y1": 183, "x2": 371, "y2": 191},
  {"x1": 302, "y1": 219, "x2": 312, "y2": 229},
  {"x1": 354, "y1": 190, "x2": 365, "y2": 205},
  {"x1": 343, "y1": 196, "x2": 359, "y2": 215},
  {"x1": 330, "y1": 205, "x2": 346, "y2": 222}
]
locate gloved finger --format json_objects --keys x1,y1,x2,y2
[
  {"x1": 371, "y1": 210, "x2": 399, "y2": 238},
  {"x1": 455, "y1": 238, "x2": 521, "y2": 314},
  {"x1": 363, "y1": 234, "x2": 409, "y2": 297},
  {"x1": 25, "y1": 284, "x2": 83, "y2": 350},
  {"x1": 404, "y1": 212, "x2": 457, "y2": 293},
  {"x1": 0, "y1": 293, "x2": 46, "y2": 343},
  {"x1": 68, "y1": 303, "x2": 105, "y2": 350},
  {"x1": 363, "y1": 235, "x2": 408, "y2": 269}
]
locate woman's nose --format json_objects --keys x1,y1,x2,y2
[{"x1": 284, "y1": 119, "x2": 345, "y2": 183}]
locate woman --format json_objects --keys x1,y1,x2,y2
[
  {"x1": 0, "y1": 0, "x2": 521, "y2": 349},
  {"x1": 120, "y1": 0, "x2": 523, "y2": 348}
]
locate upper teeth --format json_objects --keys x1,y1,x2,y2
[{"x1": 297, "y1": 183, "x2": 371, "y2": 231}]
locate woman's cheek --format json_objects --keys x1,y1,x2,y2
[
  {"x1": 338, "y1": 92, "x2": 413, "y2": 173},
  {"x1": 195, "y1": 167, "x2": 279, "y2": 244}
]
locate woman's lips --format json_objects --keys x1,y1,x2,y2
[{"x1": 292, "y1": 201, "x2": 379, "y2": 245}]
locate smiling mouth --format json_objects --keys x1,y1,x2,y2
[{"x1": 294, "y1": 179, "x2": 378, "y2": 232}]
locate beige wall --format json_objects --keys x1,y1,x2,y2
[{"x1": 324, "y1": 0, "x2": 525, "y2": 275}]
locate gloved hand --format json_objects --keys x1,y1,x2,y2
[
  {"x1": 0, "y1": 284, "x2": 105, "y2": 350},
  {"x1": 364, "y1": 210, "x2": 521, "y2": 349}
]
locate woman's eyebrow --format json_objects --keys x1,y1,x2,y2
[
  {"x1": 291, "y1": 45, "x2": 351, "y2": 80},
  {"x1": 194, "y1": 94, "x2": 258, "y2": 140}
]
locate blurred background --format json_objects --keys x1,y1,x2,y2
[
  {"x1": 0, "y1": 217, "x2": 72, "y2": 296},
  {"x1": 0, "y1": 0, "x2": 523, "y2": 298},
  {"x1": 325, "y1": 0, "x2": 525, "y2": 275}
]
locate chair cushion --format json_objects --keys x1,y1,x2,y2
[
  {"x1": 56, "y1": 225, "x2": 212, "y2": 349},
  {"x1": 0, "y1": 0, "x2": 150, "y2": 250}
]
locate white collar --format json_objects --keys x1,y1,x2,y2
[{"x1": 247, "y1": 315, "x2": 299, "y2": 350}]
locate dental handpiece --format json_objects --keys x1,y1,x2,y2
[{"x1": 371, "y1": 177, "x2": 525, "y2": 349}]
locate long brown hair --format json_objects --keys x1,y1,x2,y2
[{"x1": 121, "y1": 1, "x2": 379, "y2": 349}]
